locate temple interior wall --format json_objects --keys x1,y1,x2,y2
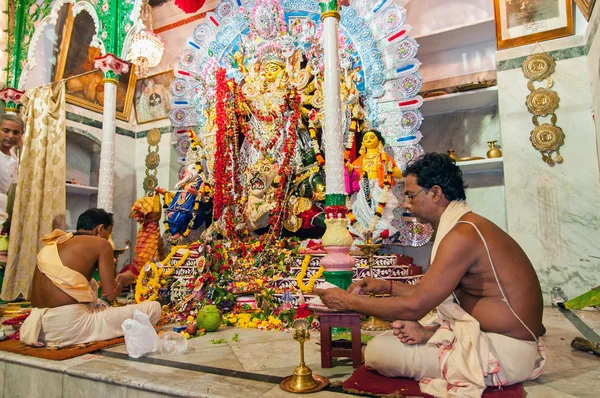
[
  {"x1": 496, "y1": 6, "x2": 600, "y2": 303},
  {"x1": 13, "y1": 0, "x2": 600, "y2": 300}
]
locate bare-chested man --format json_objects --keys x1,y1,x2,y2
[
  {"x1": 21, "y1": 208, "x2": 160, "y2": 347},
  {"x1": 316, "y1": 153, "x2": 545, "y2": 396}
]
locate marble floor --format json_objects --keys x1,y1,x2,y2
[{"x1": 0, "y1": 306, "x2": 599, "y2": 397}]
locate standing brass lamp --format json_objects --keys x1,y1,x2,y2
[
  {"x1": 357, "y1": 233, "x2": 391, "y2": 331},
  {"x1": 280, "y1": 319, "x2": 329, "y2": 393}
]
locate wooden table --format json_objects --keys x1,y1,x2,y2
[{"x1": 316, "y1": 311, "x2": 363, "y2": 368}]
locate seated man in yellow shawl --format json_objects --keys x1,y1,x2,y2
[
  {"x1": 21, "y1": 208, "x2": 161, "y2": 347},
  {"x1": 316, "y1": 153, "x2": 545, "y2": 397}
]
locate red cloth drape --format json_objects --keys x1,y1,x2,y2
[{"x1": 174, "y1": 0, "x2": 206, "y2": 14}]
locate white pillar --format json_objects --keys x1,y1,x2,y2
[
  {"x1": 322, "y1": 16, "x2": 345, "y2": 195},
  {"x1": 97, "y1": 80, "x2": 117, "y2": 211}
]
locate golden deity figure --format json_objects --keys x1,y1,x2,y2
[
  {"x1": 240, "y1": 48, "x2": 289, "y2": 117},
  {"x1": 348, "y1": 129, "x2": 402, "y2": 242},
  {"x1": 243, "y1": 157, "x2": 279, "y2": 230}
]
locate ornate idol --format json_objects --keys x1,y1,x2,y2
[
  {"x1": 348, "y1": 129, "x2": 403, "y2": 242},
  {"x1": 169, "y1": 0, "x2": 427, "y2": 244},
  {"x1": 158, "y1": 133, "x2": 212, "y2": 242}
]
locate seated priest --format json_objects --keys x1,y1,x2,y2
[
  {"x1": 316, "y1": 153, "x2": 545, "y2": 397},
  {"x1": 21, "y1": 208, "x2": 161, "y2": 347}
]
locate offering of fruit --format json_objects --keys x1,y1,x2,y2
[{"x1": 186, "y1": 324, "x2": 199, "y2": 336}]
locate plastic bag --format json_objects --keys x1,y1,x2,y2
[
  {"x1": 158, "y1": 331, "x2": 188, "y2": 356},
  {"x1": 121, "y1": 310, "x2": 158, "y2": 358}
]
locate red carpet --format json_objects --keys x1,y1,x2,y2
[{"x1": 342, "y1": 365, "x2": 525, "y2": 397}]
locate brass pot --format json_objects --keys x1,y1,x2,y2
[
  {"x1": 486, "y1": 141, "x2": 502, "y2": 158},
  {"x1": 447, "y1": 149, "x2": 458, "y2": 161}
]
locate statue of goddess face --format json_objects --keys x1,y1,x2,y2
[
  {"x1": 361, "y1": 131, "x2": 381, "y2": 150},
  {"x1": 262, "y1": 61, "x2": 285, "y2": 83}
]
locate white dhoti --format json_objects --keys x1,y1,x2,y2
[
  {"x1": 20, "y1": 229, "x2": 162, "y2": 348},
  {"x1": 21, "y1": 300, "x2": 161, "y2": 348},
  {"x1": 365, "y1": 297, "x2": 545, "y2": 397},
  {"x1": 365, "y1": 201, "x2": 546, "y2": 397}
]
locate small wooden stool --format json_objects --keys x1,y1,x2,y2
[{"x1": 316, "y1": 311, "x2": 363, "y2": 369}]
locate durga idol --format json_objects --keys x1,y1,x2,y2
[{"x1": 347, "y1": 129, "x2": 403, "y2": 242}]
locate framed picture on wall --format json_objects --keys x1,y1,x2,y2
[
  {"x1": 54, "y1": 4, "x2": 136, "y2": 121},
  {"x1": 493, "y1": 0, "x2": 574, "y2": 50},
  {"x1": 574, "y1": 0, "x2": 597, "y2": 21},
  {"x1": 63, "y1": 68, "x2": 137, "y2": 121},
  {"x1": 134, "y1": 70, "x2": 174, "y2": 125}
]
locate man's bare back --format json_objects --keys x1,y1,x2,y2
[
  {"x1": 448, "y1": 213, "x2": 543, "y2": 341},
  {"x1": 31, "y1": 235, "x2": 117, "y2": 309}
]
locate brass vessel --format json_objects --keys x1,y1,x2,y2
[
  {"x1": 486, "y1": 141, "x2": 502, "y2": 158},
  {"x1": 356, "y1": 241, "x2": 391, "y2": 331},
  {"x1": 447, "y1": 149, "x2": 458, "y2": 161}
]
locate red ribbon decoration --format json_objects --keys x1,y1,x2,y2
[{"x1": 174, "y1": 0, "x2": 206, "y2": 14}]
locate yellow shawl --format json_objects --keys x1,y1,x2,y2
[{"x1": 37, "y1": 229, "x2": 98, "y2": 302}]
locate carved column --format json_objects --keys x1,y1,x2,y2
[
  {"x1": 319, "y1": 0, "x2": 355, "y2": 290},
  {"x1": 93, "y1": 53, "x2": 129, "y2": 212}
]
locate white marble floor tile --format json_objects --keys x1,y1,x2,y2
[
  {"x1": 4, "y1": 362, "x2": 64, "y2": 398},
  {"x1": 64, "y1": 357, "x2": 173, "y2": 390},
  {"x1": 260, "y1": 384, "x2": 349, "y2": 397},
  {"x1": 126, "y1": 387, "x2": 177, "y2": 398},
  {"x1": 230, "y1": 338, "x2": 323, "y2": 372},
  {"x1": 534, "y1": 367, "x2": 600, "y2": 398},
  {"x1": 150, "y1": 343, "x2": 245, "y2": 370},
  {"x1": 522, "y1": 381, "x2": 579, "y2": 398},
  {"x1": 142, "y1": 369, "x2": 274, "y2": 398},
  {"x1": 64, "y1": 375, "x2": 127, "y2": 398},
  {"x1": 0, "y1": 360, "x2": 6, "y2": 398}
]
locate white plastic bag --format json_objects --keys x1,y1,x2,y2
[{"x1": 121, "y1": 310, "x2": 158, "y2": 358}]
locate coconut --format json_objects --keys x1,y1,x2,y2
[{"x1": 196, "y1": 305, "x2": 222, "y2": 332}]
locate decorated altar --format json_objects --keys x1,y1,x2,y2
[{"x1": 133, "y1": 0, "x2": 431, "y2": 332}]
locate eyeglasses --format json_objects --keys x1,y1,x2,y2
[{"x1": 404, "y1": 188, "x2": 428, "y2": 203}]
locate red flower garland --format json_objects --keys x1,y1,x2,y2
[{"x1": 213, "y1": 69, "x2": 229, "y2": 221}]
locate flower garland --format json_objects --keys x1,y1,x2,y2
[
  {"x1": 135, "y1": 245, "x2": 189, "y2": 302},
  {"x1": 213, "y1": 68, "x2": 229, "y2": 222},
  {"x1": 308, "y1": 124, "x2": 325, "y2": 167},
  {"x1": 295, "y1": 254, "x2": 325, "y2": 293},
  {"x1": 264, "y1": 90, "x2": 301, "y2": 239},
  {"x1": 135, "y1": 261, "x2": 162, "y2": 303},
  {"x1": 214, "y1": 69, "x2": 244, "y2": 239},
  {"x1": 163, "y1": 249, "x2": 191, "y2": 277}
]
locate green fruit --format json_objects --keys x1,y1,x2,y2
[{"x1": 196, "y1": 305, "x2": 222, "y2": 332}]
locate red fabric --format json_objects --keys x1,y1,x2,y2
[
  {"x1": 118, "y1": 263, "x2": 140, "y2": 277},
  {"x1": 298, "y1": 206, "x2": 322, "y2": 229},
  {"x1": 174, "y1": 0, "x2": 206, "y2": 14},
  {"x1": 395, "y1": 254, "x2": 413, "y2": 265},
  {"x1": 2, "y1": 313, "x2": 30, "y2": 326},
  {"x1": 342, "y1": 365, "x2": 525, "y2": 398}
]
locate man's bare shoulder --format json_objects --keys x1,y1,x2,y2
[
  {"x1": 433, "y1": 223, "x2": 481, "y2": 269},
  {"x1": 444, "y1": 218, "x2": 482, "y2": 246},
  {"x1": 66, "y1": 235, "x2": 112, "y2": 252}
]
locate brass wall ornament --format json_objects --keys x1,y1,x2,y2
[
  {"x1": 523, "y1": 53, "x2": 556, "y2": 83},
  {"x1": 144, "y1": 128, "x2": 161, "y2": 194},
  {"x1": 522, "y1": 53, "x2": 564, "y2": 166},
  {"x1": 526, "y1": 88, "x2": 559, "y2": 116}
]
